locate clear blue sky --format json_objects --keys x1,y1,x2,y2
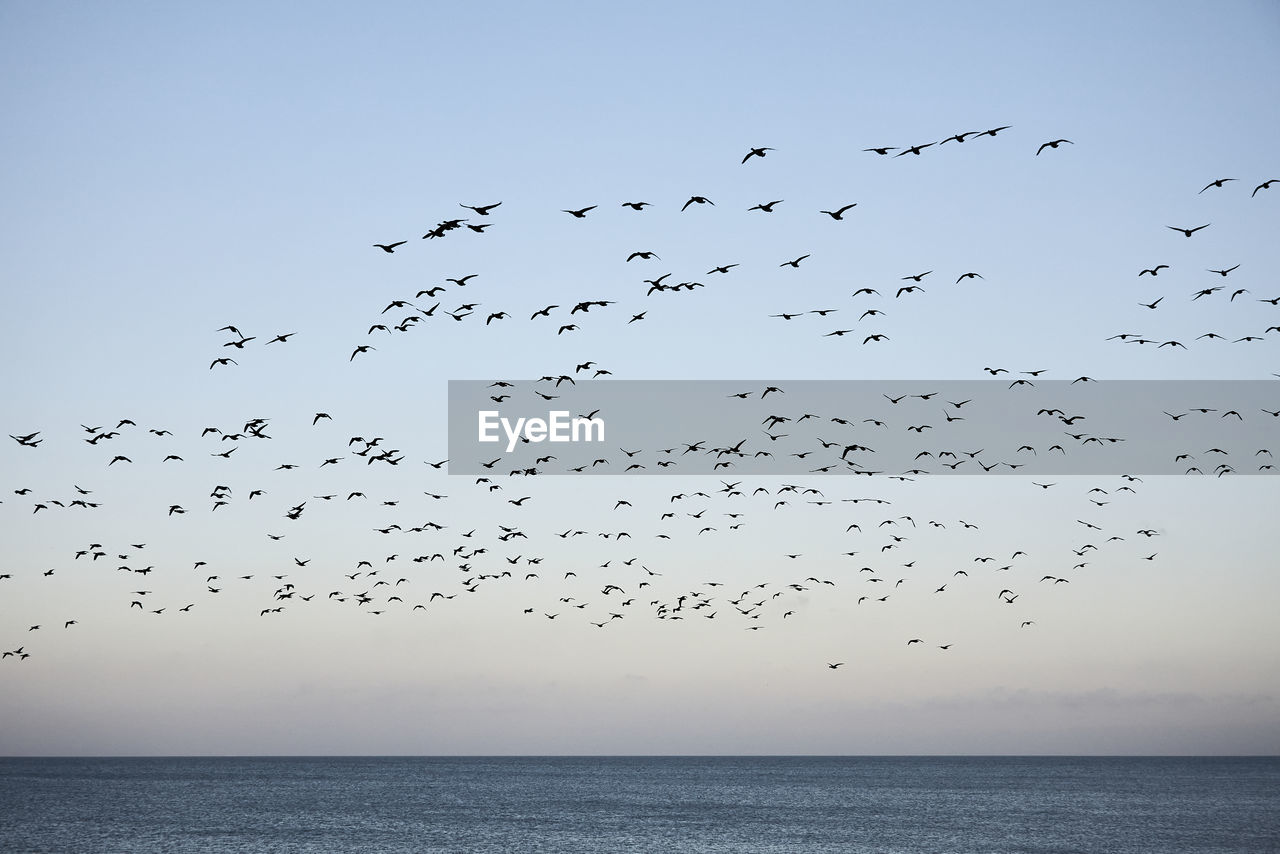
[{"x1": 1, "y1": 1, "x2": 1277, "y2": 755}]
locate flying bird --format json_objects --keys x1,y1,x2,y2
[
  {"x1": 1036, "y1": 139, "x2": 1073, "y2": 155},
  {"x1": 819, "y1": 204, "x2": 857, "y2": 220},
  {"x1": 1198, "y1": 179, "x2": 1235, "y2": 193}
]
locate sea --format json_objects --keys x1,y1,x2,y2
[{"x1": 0, "y1": 756, "x2": 1276, "y2": 853}]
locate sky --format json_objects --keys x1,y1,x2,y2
[{"x1": 1, "y1": 0, "x2": 1278, "y2": 755}]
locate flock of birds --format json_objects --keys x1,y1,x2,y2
[{"x1": 3, "y1": 130, "x2": 1276, "y2": 674}]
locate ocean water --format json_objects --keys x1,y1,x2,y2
[{"x1": 0, "y1": 756, "x2": 1276, "y2": 853}]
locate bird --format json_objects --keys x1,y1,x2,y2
[
  {"x1": 780, "y1": 255, "x2": 810, "y2": 268},
  {"x1": 1139, "y1": 265, "x2": 1169, "y2": 276},
  {"x1": 1253, "y1": 179, "x2": 1277, "y2": 197},
  {"x1": 1167, "y1": 224, "x2": 1210, "y2": 237},
  {"x1": 895, "y1": 143, "x2": 935, "y2": 156},
  {"x1": 682, "y1": 196, "x2": 714, "y2": 210},
  {"x1": 748, "y1": 200, "x2": 783, "y2": 213},
  {"x1": 373, "y1": 241, "x2": 407, "y2": 253},
  {"x1": 814, "y1": 203, "x2": 855, "y2": 220},
  {"x1": 562, "y1": 206, "x2": 596, "y2": 218},
  {"x1": 1036, "y1": 139, "x2": 1073, "y2": 155},
  {"x1": 461, "y1": 202, "x2": 501, "y2": 215},
  {"x1": 742, "y1": 147, "x2": 774, "y2": 163},
  {"x1": 1198, "y1": 178, "x2": 1235, "y2": 193}
]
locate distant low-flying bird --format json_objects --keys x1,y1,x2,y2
[
  {"x1": 780, "y1": 254, "x2": 810, "y2": 268},
  {"x1": 621, "y1": 201, "x2": 651, "y2": 210},
  {"x1": 748, "y1": 200, "x2": 783, "y2": 212},
  {"x1": 819, "y1": 204, "x2": 857, "y2": 220},
  {"x1": 373, "y1": 241, "x2": 406, "y2": 253},
  {"x1": 1198, "y1": 179, "x2": 1235, "y2": 193},
  {"x1": 1167, "y1": 223, "x2": 1210, "y2": 237},
  {"x1": 1139, "y1": 265, "x2": 1169, "y2": 276},
  {"x1": 895, "y1": 142, "x2": 934, "y2": 156},
  {"x1": 562, "y1": 206, "x2": 596, "y2": 218},
  {"x1": 1253, "y1": 179, "x2": 1277, "y2": 197},
  {"x1": 1207, "y1": 265, "x2": 1240, "y2": 276},
  {"x1": 626, "y1": 251, "x2": 659, "y2": 262},
  {"x1": 682, "y1": 196, "x2": 714, "y2": 210},
  {"x1": 1036, "y1": 139, "x2": 1072, "y2": 155},
  {"x1": 742, "y1": 146, "x2": 774, "y2": 163},
  {"x1": 461, "y1": 202, "x2": 501, "y2": 215}
]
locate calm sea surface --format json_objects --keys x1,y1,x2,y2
[{"x1": 0, "y1": 756, "x2": 1276, "y2": 853}]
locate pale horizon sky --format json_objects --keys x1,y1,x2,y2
[{"x1": 1, "y1": 1, "x2": 1278, "y2": 756}]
